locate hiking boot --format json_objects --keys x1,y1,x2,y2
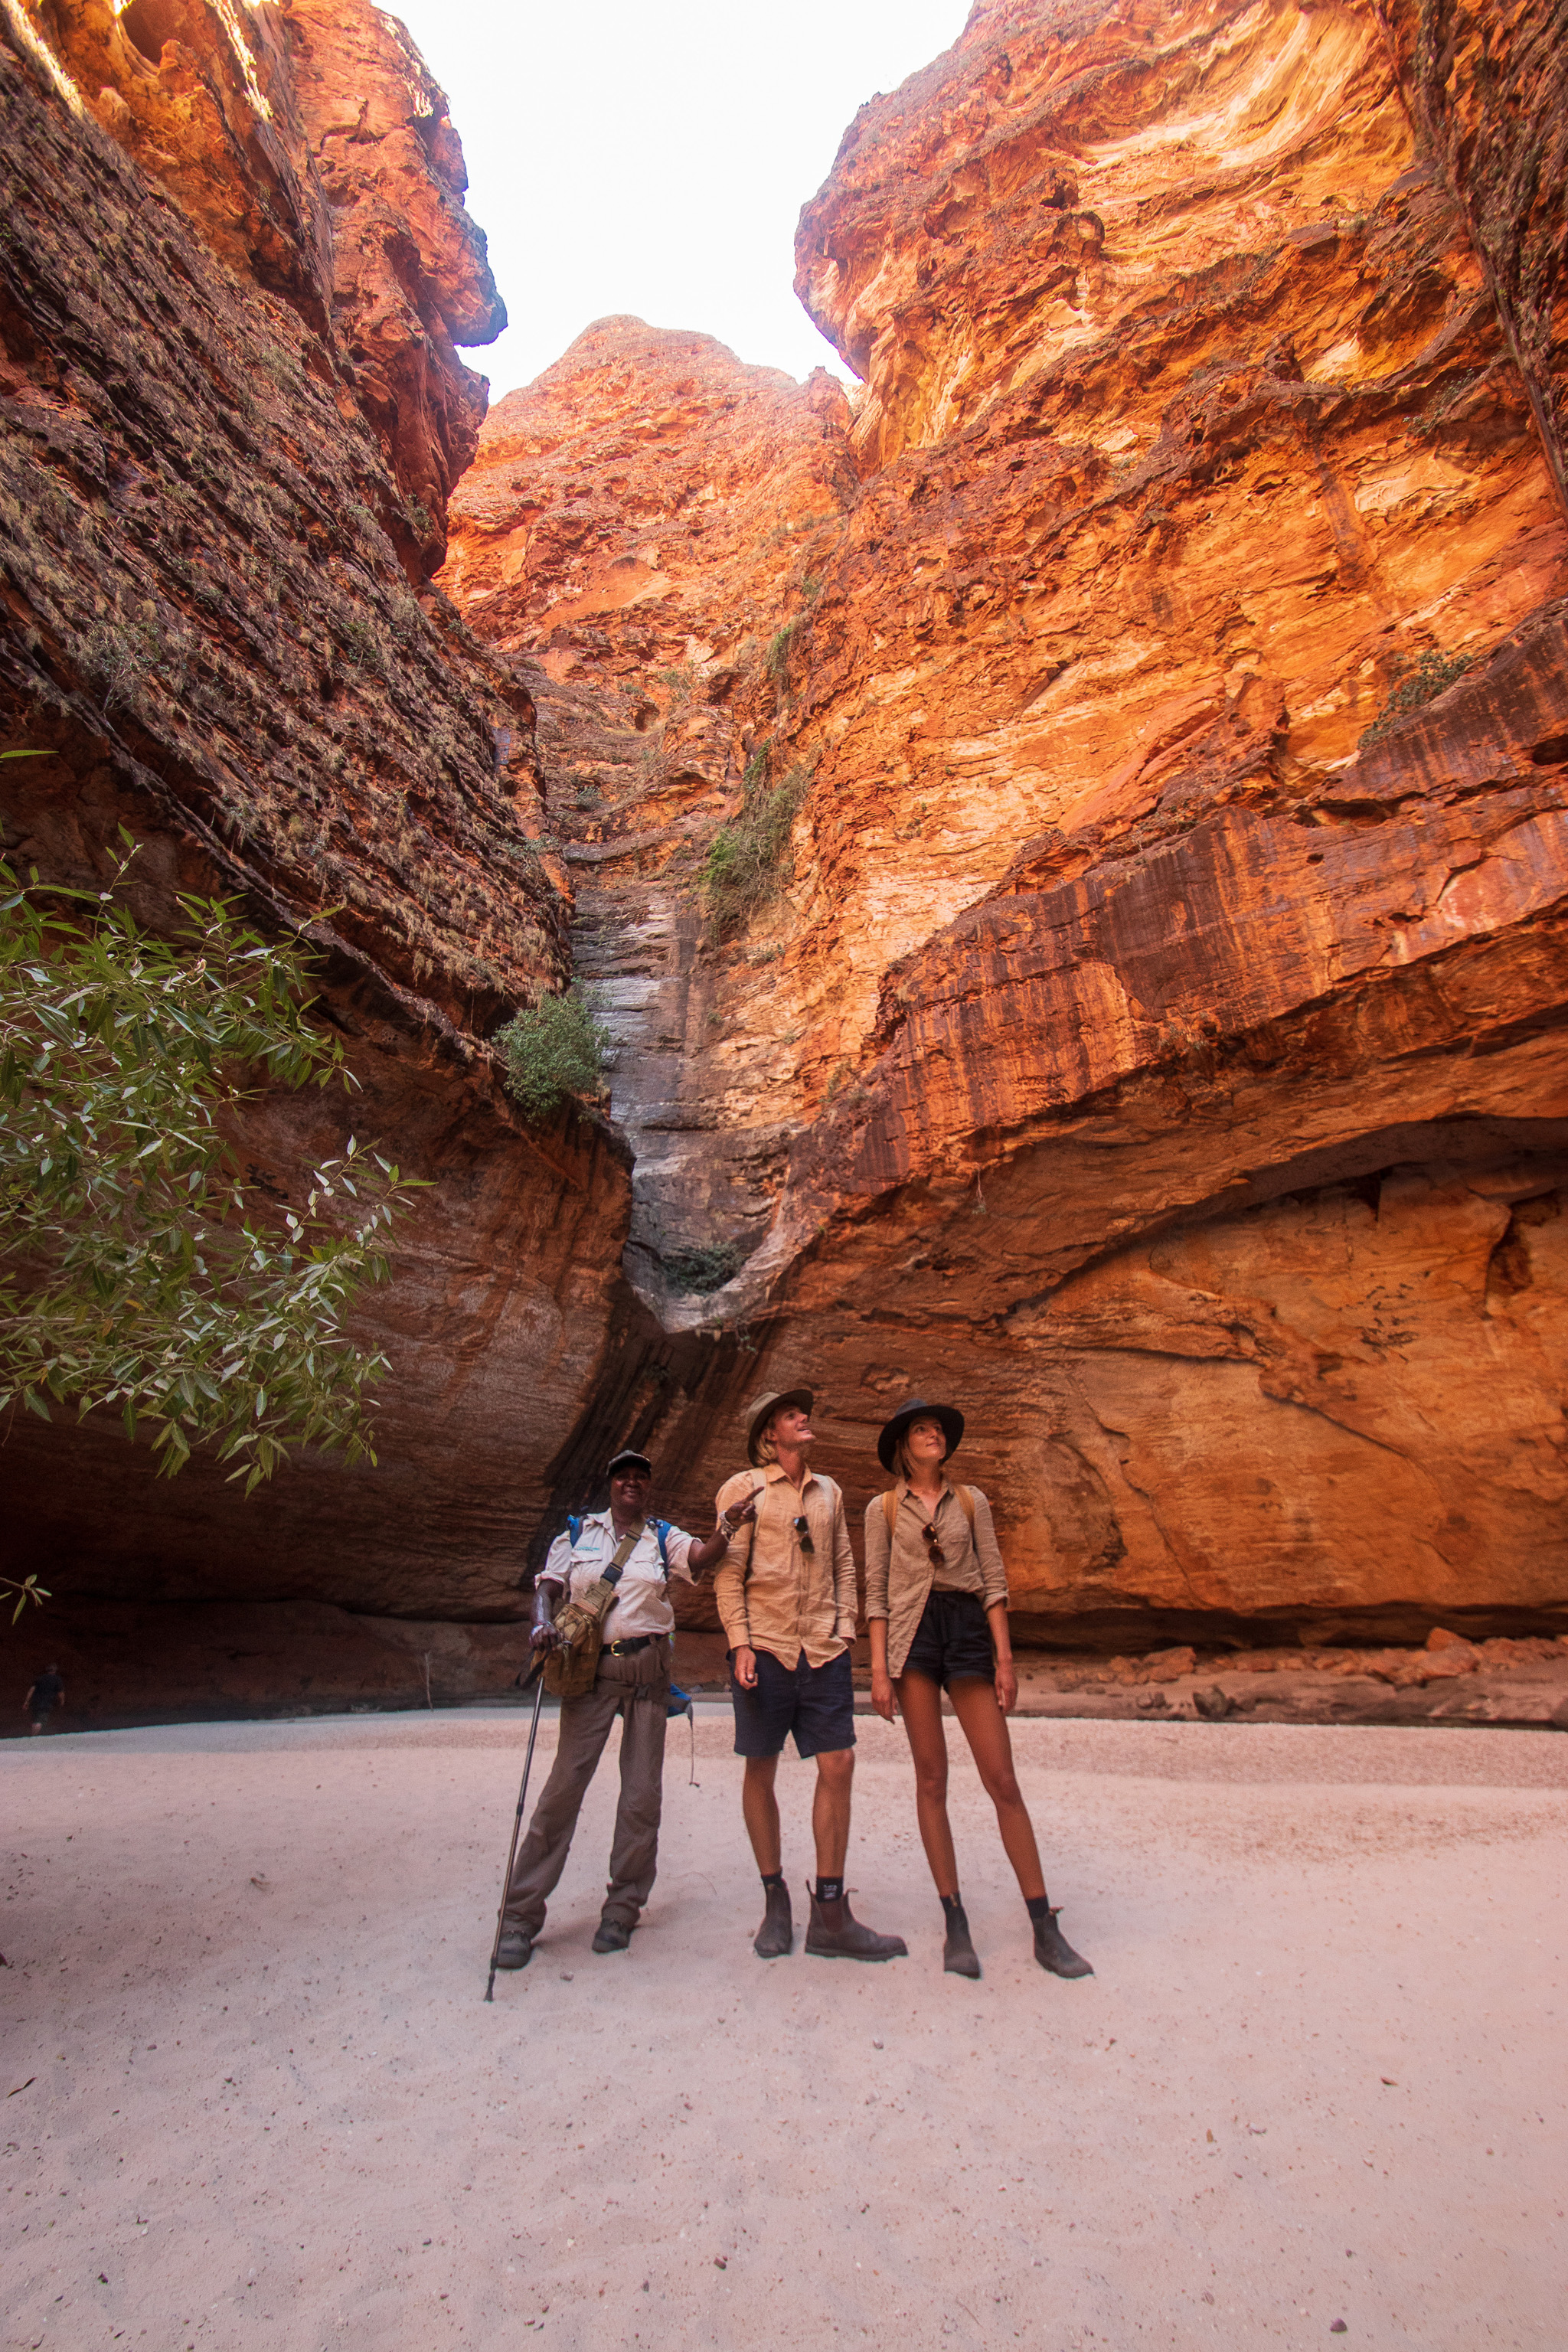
[
  {"x1": 494, "y1": 1927, "x2": 532, "y2": 1971},
  {"x1": 592, "y1": 1917, "x2": 633, "y2": 1954},
  {"x1": 754, "y1": 1879, "x2": 793, "y2": 1959},
  {"x1": 942, "y1": 1903, "x2": 982, "y2": 1980},
  {"x1": 1033, "y1": 1906, "x2": 1093, "y2": 1979},
  {"x1": 805, "y1": 1893, "x2": 906, "y2": 1962}
]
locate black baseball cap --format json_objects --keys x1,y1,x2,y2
[{"x1": 606, "y1": 1448, "x2": 653, "y2": 1477}]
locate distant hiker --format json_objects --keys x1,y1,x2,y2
[
  {"x1": 715, "y1": 1389, "x2": 906, "y2": 1964},
  {"x1": 865, "y1": 1400, "x2": 1093, "y2": 1982},
  {"x1": 23, "y1": 1664, "x2": 64, "y2": 1736},
  {"x1": 493, "y1": 1449, "x2": 746, "y2": 1969}
]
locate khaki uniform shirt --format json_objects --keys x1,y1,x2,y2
[
  {"x1": 713, "y1": 1461, "x2": 857, "y2": 1669},
  {"x1": 864, "y1": 1480, "x2": 1008, "y2": 1679},
  {"x1": 538, "y1": 1511, "x2": 697, "y2": 1642}
]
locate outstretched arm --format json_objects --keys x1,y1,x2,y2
[{"x1": 687, "y1": 1491, "x2": 757, "y2": 1576}]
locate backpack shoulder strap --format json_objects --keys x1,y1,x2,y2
[
  {"x1": 882, "y1": 1490, "x2": 897, "y2": 1535},
  {"x1": 654, "y1": 1519, "x2": 671, "y2": 1575},
  {"x1": 954, "y1": 1485, "x2": 976, "y2": 1531},
  {"x1": 567, "y1": 1514, "x2": 583, "y2": 1547}
]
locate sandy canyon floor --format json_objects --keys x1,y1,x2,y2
[{"x1": 3, "y1": 1714, "x2": 1565, "y2": 2351}]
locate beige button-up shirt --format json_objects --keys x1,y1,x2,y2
[
  {"x1": 713, "y1": 1461, "x2": 857, "y2": 1669},
  {"x1": 864, "y1": 1481, "x2": 1008, "y2": 1679}
]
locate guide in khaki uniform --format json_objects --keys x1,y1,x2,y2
[
  {"x1": 493, "y1": 1449, "x2": 749, "y2": 1970},
  {"x1": 714, "y1": 1389, "x2": 906, "y2": 1964}
]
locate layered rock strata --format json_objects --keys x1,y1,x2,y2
[
  {"x1": 0, "y1": 0, "x2": 630, "y2": 1616},
  {"x1": 443, "y1": 0, "x2": 1568, "y2": 1643}
]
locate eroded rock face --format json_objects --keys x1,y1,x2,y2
[
  {"x1": 0, "y1": 2, "x2": 631, "y2": 1619},
  {"x1": 4, "y1": 0, "x2": 1566, "y2": 1660},
  {"x1": 442, "y1": 318, "x2": 858, "y2": 1298},
  {"x1": 442, "y1": 0, "x2": 1568, "y2": 1642}
]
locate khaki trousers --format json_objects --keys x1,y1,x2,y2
[{"x1": 503, "y1": 1642, "x2": 671, "y2": 1937}]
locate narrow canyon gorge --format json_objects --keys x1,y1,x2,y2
[{"x1": 3, "y1": 0, "x2": 1566, "y2": 1716}]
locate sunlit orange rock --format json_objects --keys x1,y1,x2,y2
[{"x1": 443, "y1": 0, "x2": 1568, "y2": 1645}]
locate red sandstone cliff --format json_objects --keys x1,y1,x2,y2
[
  {"x1": 3, "y1": 0, "x2": 1566, "y2": 1668},
  {"x1": 442, "y1": 0, "x2": 1568, "y2": 1643},
  {"x1": 0, "y1": 0, "x2": 630, "y2": 1620}
]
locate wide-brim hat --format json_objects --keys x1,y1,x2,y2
[
  {"x1": 606, "y1": 1448, "x2": 653, "y2": 1478},
  {"x1": 877, "y1": 1397, "x2": 964, "y2": 1473},
  {"x1": 745, "y1": 1388, "x2": 815, "y2": 1468}
]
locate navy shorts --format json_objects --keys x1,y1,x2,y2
[
  {"x1": 900, "y1": 1590, "x2": 995, "y2": 1689},
  {"x1": 730, "y1": 1646, "x2": 856, "y2": 1759}
]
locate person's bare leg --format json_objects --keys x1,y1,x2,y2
[
  {"x1": 802, "y1": 1746, "x2": 906, "y2": 1960},
  {"x1": 947, "y1": 1675, "x2": 1047, "y2": 1899},
  {"x1": 811, "y1": 1747, "x2": 854, "y2": 1879},
  {"x1": 741, "y1": 1754, "x2": 782, "y2": 1876},
  {"x1": 894, "y1": 1671, "x2": 959, "y2": 1895}
]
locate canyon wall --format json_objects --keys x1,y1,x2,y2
[
  {"x1": 0, "y1": 0, "x2": 635, "y2": 1622},
  {"x1": 443, "y1": 0, "x2": 1568, "y2": 1645},
  {"x1": 2, "y1": 0, "x2": 1566, "y2": 1677}
]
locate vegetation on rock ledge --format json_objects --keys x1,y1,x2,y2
[
  {"x1": 700, "y1": 745, "x2": 810, "y2": 936},
  {"x1": 495, "y1": 987, "x2": 611, "y2": 1121},
  {"x1": 1360, "y1": 648, "x2": 1472, "y2": 746},
  {"x1": 663, "y1": 1240, "x2": 746, "y2": 1294}
]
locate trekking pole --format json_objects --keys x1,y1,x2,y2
[{"x1": 484, "y1": 1667, "x2": 547, "y2": 2003}]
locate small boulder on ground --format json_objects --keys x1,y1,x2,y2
[{"x1": 1143, "y1": 1645, "x2": 1198, "y2": 1683}]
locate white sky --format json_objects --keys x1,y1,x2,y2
[{"x1": 387, "y1": 0, "x2": 972, "y2": 397}]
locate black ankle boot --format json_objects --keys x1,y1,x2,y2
[
  {"x1": 1033, "y1": 1905, "x2": 1093, "y2": 1978},
  {"x1": 942, "y1": 1902, "x2": 981, "y2": 1979}
]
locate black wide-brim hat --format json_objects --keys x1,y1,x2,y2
[
  {"x1": 745, "y1": 1388, "x2": 815, "y2": 1468},
  {"x1": 877, "y1": 1397, "x2": 964, "y2": 1473}
]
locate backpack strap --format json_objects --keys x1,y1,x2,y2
[
  {"x1": 653, "y1": 1519, "x2": 671, "y2": 1576},
  {"x1": 954, "y1": 1485, "x2": 975, "y2": 1532},
  {"x1": 882, "y1": 1491, "x2": 897, "y2": 1536},
  {"x1": 567, "y1": 1514, "x2": 583, "y2": 1547}
]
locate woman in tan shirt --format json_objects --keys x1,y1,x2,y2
[{"x1": 866, "y1": 1399, "x2": 1093, "y2": 1983}]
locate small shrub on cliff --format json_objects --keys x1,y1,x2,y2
[
  {"x1": 0, "y1": 837, "x2": 420, "y2": 1497},
  {"x1": 663, "y1": 1240, "x2": 746, "y2": 1294},
  {"x1": 700, "y1": 746, "x2": 810, "y2": 937},
  {"x1": 1359, "y1": 648, "x2": 1470, "y2": 748},
  {"x1": 766, "y1": 623, "x2": 797, "y2": 694},
  {"x1": 494, "y1": 986, "x2": 611, "y2": 1121}
]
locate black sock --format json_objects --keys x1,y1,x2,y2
[
  {"x1": 1025, "y1": 1893, "x2": 1055, "y2": 1923},
  {"x1": 940, "y1": 1892, "x2": 966, "y2": 1923},
  {"x1": 816, "y1": 1875, "x2": 844, "y2": 1904},
  {"x1": 760, "y1": 1870, "x2": 786, "y2": 1891}
]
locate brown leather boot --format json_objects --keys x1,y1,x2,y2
[
  {"x1": 754, "y1": 1877, "x2": 793, "y2": 1958},
  {"x1": 805, "y1": 1890, "x2": 907, "y2": 1962}
]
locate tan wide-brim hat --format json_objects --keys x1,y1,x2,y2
[{"x1": 745, "y1": 1387, "x2": 815, "y2": 1468}]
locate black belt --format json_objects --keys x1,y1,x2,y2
[{"x1": 603, "y1": 1634, "x2": 667, "y2": 1656}]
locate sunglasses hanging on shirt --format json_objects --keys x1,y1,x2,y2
[{"x1": 792, "y1": 1513, "x2": 815, "y2": 1557}]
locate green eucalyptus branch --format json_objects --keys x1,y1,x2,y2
[{"x1": 0, "y1": 834, "x2": 423, "y2": 1494}]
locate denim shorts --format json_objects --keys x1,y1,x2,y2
[
  {"x1": 900, "y1": 1589, "x2": 995, "y2": 1689},
  {"x1": 730, "y1": 1645, "x2": 856, "y2": 1759}
]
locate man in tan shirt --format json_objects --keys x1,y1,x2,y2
[{"x1": 714, "y1": 1388, "x2": 906, "y2": 1965}]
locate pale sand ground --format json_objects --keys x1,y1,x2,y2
[{"x1": 3, "y1": 1713, "x2": 1566, "y2": 2352}]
